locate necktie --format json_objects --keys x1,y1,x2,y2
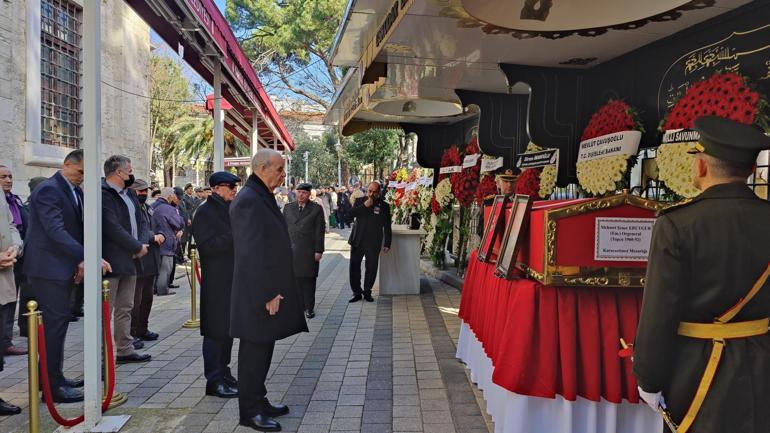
[
  {"x1": 299, "y1": 205, "x2": 304, "y2": 212},
  {"x1": 74, "y1": 187, "x2": 84, "y2": 218}
]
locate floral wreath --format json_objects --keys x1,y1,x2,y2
[
  {"x1": 516, "y1": 142, "x2": 558, "y2": 199},
  {"x1": 577, "y1": 99, "x2": 643, "y2": 196},
  {"x1": 657, "y1": 72, "x2": 769, "y2": 198},
  {"x1": 451, "y1": 138, "x2": 481, "y2": 207},
  {"x1": 439, "y1": 144, "x2": 462, "y2": 181}
]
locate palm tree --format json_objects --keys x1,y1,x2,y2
[{"x1": 167, "y1": 115, "x2": 250, "y2": 163}]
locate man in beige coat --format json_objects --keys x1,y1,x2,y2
[{"x1": 0, "y1": 192, "x2": 22, "y2": 415}]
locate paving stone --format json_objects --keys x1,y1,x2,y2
[{"x1": 0, "y1": 233, "x2": 492, "y2": 433}]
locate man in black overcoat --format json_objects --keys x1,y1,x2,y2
[
  {"x1": 634, "y1": 116, "x2": 770, "y2": 433},
  {"x1": 348, "y1": 181, "x2": 392, "y2": 303},
  {"x1": 283, "y1": 183, "x2": 325, "y2": 319},
  {"x1": 230, "y1": 149, "x2": 308, "y2": 432},
  {"x1": 192, "y1": 171, "x2": 241, "y2": 399}
]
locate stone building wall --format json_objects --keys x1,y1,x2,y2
[{"x1": 0, "y1": 0, "x2": 150, "y2": 198}]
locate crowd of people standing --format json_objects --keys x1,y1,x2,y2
[{"x1": 0, "y1": 149, "x2": 393, "y2": 432}]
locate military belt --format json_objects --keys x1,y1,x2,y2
[{"x1": 673, "y1": 263, "x2": 770, "y2": 433}]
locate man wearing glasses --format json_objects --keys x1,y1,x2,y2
[{"x1": 191, "y1": 172, "x2": 241, "y2": 398}]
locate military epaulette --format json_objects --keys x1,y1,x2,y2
[
  {"x1": 482, "y1": 194, "x2": 496, "y2": 204},
  {"x1": 657, "y1": 198, "x2": 695, "y2": 215}
]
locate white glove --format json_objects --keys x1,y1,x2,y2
[{"x1": 638, "y1": 386, "x2": 666, "y2": 412}]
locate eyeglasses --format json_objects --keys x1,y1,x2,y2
[{"x1": 217, "y1": 183, "x2": 238, "y2": 190}]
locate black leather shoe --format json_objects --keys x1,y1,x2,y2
[
  {"x1": 140, "y1": 331, "x2": 159, "y2": 341},
  {"x1": 168, "y1": 284, "x2": 180, "y2": 289},
  {"x1": 0, "y1": 399, "x2": 21, "y2": 416},
  {"x1": 305, "y1": 310, "x2": 315, "y2": 319},
  {"x1": 69, "y1": 315, "x2": 79, "y2": 322},
  {"x1": 223, "y1": 374, "x2": 238, "y2": 388},
  {"x1": 240, "y1": 415, "x2": 281, "y2": 432},
  {"x1": 46, "y1": 386, "x2": 84, "y2": 403},
  {"x1": 63, "y1": 378, "x2": 84, "y2": 388},
  {"x1": 348, "y1": 295, "x2": 362, "y2": 303},
  {"x1": 363, "y1": 294, "x2": 374, "y2": 302},
  {"x1": 205, "y1": 381, "x2": 238, "y2": 398},
  {"x1": 116, "y1": 353, "x2": 151, "y2": 364},
  {"x1": 132, "y1": 338, "x2": 145, "y2": 350},
  {"x1": 263, "y1": 402, "x2": 289, "y2": 417}
]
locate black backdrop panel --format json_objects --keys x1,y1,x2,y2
[
  {"x1": 584, "y1": 2, "x2": 770, "y2": 149},
  {"x1": 404, "y1": 113, "x2": 480, "y2": 169},
  {"x1": 455, "y1": 90, "x2": 530, "y2": 168},
  {"x1": 494, "y1": 1, "x2": 770, "y2": 184},
  {"x1": 498, "y1": 65, "x2": 586, "y2": 184}
]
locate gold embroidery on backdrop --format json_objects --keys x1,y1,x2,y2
[{"x1": 434, "y1": 0, "x2": 715, "y2": 40}]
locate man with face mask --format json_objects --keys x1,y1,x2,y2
[
  {"x1": 347, "y1": 181, "x2": 392, "y2": 303},
  {"x1": 129, "y1": 179, "x2": 165, "y2": 347},
  {"x1": 634, "y1": 116, "x2": 770, "y2": 433},
  {"x1": 101, "y1": 155, "x2": 151, "y2": 364}
]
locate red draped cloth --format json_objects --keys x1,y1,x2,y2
[{"x1": 458, "y1": 250, "x2": 642, "y2": 404}]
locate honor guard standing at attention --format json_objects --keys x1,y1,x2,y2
[
  {"x1": 476, "y1": 167, "x2": 519, "y2": 237},
  {"x1": 634, "y1": 116, "x2": 770, "y2": 433},
  {"x1": 283, "y1": 183, "x2": 325, "y2": 319}
]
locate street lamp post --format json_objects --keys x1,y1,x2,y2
[
  {"x1": 303, "y1": 151, "x2": 309, "y2": 183},
  {"x1": 335, "y1": 139, "x2": 342, "y2": 186}
]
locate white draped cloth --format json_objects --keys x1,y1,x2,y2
[{"x1": 456, "y1": 321, "x2": 662, "y2": 433}]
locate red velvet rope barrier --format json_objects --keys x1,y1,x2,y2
[
  {"x1": 193, "y1": 256, "x2": 202, "y2": 285},
  {"x1": 37, "y1": 297, "x2": 117, "y2": 427}
]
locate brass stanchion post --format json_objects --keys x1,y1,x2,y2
[
  {"x1": 102, "y1": 280, "x2": 127, "y2": 409},
  {"x1": 183, "y1": 248, "x2": 200, "y2": 329},
  {"x1": 26, "y1": 301, "x2": 40, "y2": 433}
]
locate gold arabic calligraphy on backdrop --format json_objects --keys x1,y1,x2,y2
[{"x1": 659, "y1": 24, "x2": 770, "y2": 113}]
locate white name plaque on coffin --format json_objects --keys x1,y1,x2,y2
[{"x1": 594, "y1": 217, "x2": 655, "y2": 261}]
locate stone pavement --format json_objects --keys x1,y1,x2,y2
[{"x1": 0, "y1": 230, "x2": 492, "y2": 433}]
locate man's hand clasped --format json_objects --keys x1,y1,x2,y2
[
  {"x1": 0, "y1": 245, "x2": 19, "y2": 268},
  {"x1": 74, "y1": 259, "x2": 113, "y2": 283},
  {"x1": 266, "y1": 294, "x2": 284, "y2": 316}
]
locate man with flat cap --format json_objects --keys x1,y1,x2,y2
[
  {"x1": 476, "y1": 166, "x2": 519, "y2": 238},
  {"x1": 192, "y1": 171, "x2": 241, "y2": 399},
  {"x1": 283, "y1": 183, "x2": 325, "y2": 319},
  {"x1": 634, "y1": 116, "x2": 770, "y2": 433}
]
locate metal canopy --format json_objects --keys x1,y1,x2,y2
[
  {"x1": 324, "y1": 0, "x2": 752, "y2": 130},
  {"x1": 126, "y1": 0, "x2": 294, "y2": 151}
]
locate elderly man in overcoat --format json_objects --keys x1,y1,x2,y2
[
  {"x1": 0, "y1": 185, "x2": 22, "y2": 415},
  {"x1": 191, "y1": 171, "x2": 241, "y2": 399},
  {"x1": 283, "y1": 183, "x2": 325, "y2": 319},
  {"x1": 230, "y1": 149, "x2": 307, "y2": 432}
]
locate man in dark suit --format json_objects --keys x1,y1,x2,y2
[
  {"x1": 130, "y1": 179, "x2": 164, "y2": 346},
  {"x1": 231, "y1": 149, "x2": 308, "y2": 432},
  {"x1": 101, "y1": 155, "x2": 151, "y2": 364},
  {"x1": 24, "y1": 149, "x2": 111, "y2": 403},
  {"x1": 348, "y1": 181, "x2": 392, "y2": 303},
  {"x1": 283, "y1": 182, "x2": 325, "y2": 319},
  {"x1": 192, "y1": 171, "x2": 240, "y2": 399},
  {"x1": 634, "y1": 117, "x2": 770, "y2": 433}
]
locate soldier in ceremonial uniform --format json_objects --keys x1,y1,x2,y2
[
  {"x1": 634, "y1": 116, "x2": 770, "y2": 433},
  {"x1": 476, "y1": 166, "x2": 519, "y2": 238}
]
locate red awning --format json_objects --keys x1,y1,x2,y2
[{"x1": 125, "y1": 0, "x2": 294, "y2": 151}]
